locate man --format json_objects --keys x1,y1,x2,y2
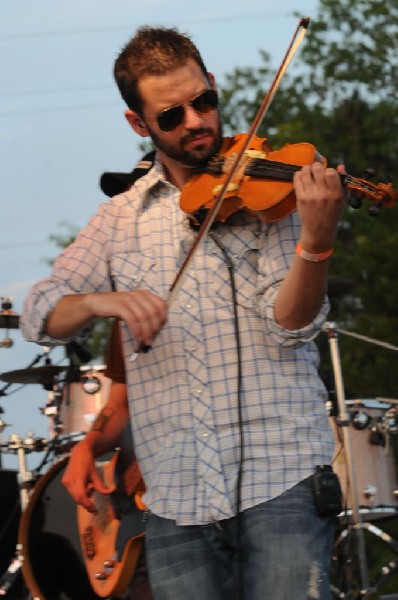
[
  {"x1": 21, "y1": 26, "x2": 345, "y2": 599},
  {"x1": 62, "y1": 320, "x2": 153, "y2": 600}
]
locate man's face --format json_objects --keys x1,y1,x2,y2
[{"x1": 138, "y1": 60, "x2": 222, "y2": 167}]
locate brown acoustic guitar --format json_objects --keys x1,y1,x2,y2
[{"x1": 77, "y1": 449, "x2": 147, "y2": 598}]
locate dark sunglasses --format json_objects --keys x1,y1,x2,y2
[{"x1": 155, "y1": 89, "x2": 218, "y2": 132}]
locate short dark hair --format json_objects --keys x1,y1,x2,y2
[{"x1": 114, "y1": 26, "x2": 209, "y2": 114}]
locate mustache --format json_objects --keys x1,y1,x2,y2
[{"x1": 180, "y1": 128, "x2": 214, "y2": 146}]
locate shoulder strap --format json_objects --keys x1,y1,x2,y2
[{"x1": 99, "y1": 150, "x2": 156, "y2": 197}]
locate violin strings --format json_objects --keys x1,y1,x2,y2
[
  {"x1": 343, "y1": 174, "x2": 376, "y2": 194},
  {"x1": 203, "y1": 158, "x2": 380, "y2": 199},
  {"x1": 245, "y1": 158, "x2": 300, "y2": 181},
  {"x1": 202, "y1": 156, "x2": 301, "y2": 180}
]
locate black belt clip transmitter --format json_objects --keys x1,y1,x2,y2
[{"x1": 313, "y1": 465, "x2": 342, "y2": 517}]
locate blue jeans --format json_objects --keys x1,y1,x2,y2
[{"x1": 145, "y1": 478, "x2": 336, "y2": 600}]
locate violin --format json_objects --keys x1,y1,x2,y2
[{"x1": 180, "y1": 133, "x2": 398, "y2": 224}]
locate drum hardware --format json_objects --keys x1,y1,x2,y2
[
  {"x1": 324, "y1": 322, "x2": 371, "y2": 594},
  {"x1": 332, "y1": 521, "x2": 398, "y2": 598},
  {"x1": 370, "y1": 422, "x2": 387, "y2": 447},
  {"x1": 0, "y1": 359, "x2": 110, "y2": 444},
  {"x1": 0, "y1": 349, "x2": 54, "y2": 403},
  {"x1": 5, "y1": 432, "x2": 48, "y2": 510},
  {"x1": 385, "y1": 409, "x2": 398, "y2": 434},
  {"x1": 377, "y1": 398, "x2": 398, "y2": 405},
  {"x1": 0, "y1": 298, "x2": 19, "y2": 350},
  {"x1": 362, "y1": 485, "x2": 377, "y2": 500},
  {"x1": 0, "y1": 467, "x2": 21, "y2": 598},
  {"x1": 0, "y1": 432, "x2": 50, "y2": 598},
  {"x1": 40, "y1": 377, "x2": 66, "y2": 439},
  {"x1": 351, "y1": 410, "x2": 371, "y2": 431},
  {"x1": 0, "y1": 314, "x2": 19, "y2": 329},
  {"x1": 16, "y1": 456, "x2": 100, "y2": 600},
  {"x1": 0, "y1": 366, "x2": 67, "y2": 444},
  {"x1": 0, "y1": 556, "x2": 24, "y2": 598},
  {"x1": 1, "y1": 365, "x2": 111, "y2": 598},
  {"x1": 0, "y1": 408, "x2": 8, "y2": 434},
  {"x1": 324, "y1": 322, "x2": 398, "y2": 597},
  {"x1": 0, "y1": 365, "x2": 67, "y2": 388},
  {"x1": 59, "y1": 365, "x2": 111, "y2": 436},
  {"x1": 0, "y1": 350, "x2": 70, "y2": 442},
  {"x1": 81, "y1": 373, "x2": 102, "y2": 395},
  {"x1": 0, "y1": 337, "x2": 14, "y2": 349},
  {"x1": 0, "y1": 431, "x2": 84, "y2": 599}
]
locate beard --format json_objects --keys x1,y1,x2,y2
[{"x1": 145, "y1": 117, "x2": 223, "y2": 167}]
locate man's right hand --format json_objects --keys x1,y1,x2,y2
[
  {"x1": 87, "y1": 290, "x2": 168, "y2": 346},
  {"x1": 46, "y1": 289, "x2": 168, "y2": 346}
]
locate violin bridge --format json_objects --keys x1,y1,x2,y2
[
  {"x1": 245, "y1": 149, "x2": 268, "y2": 159},
  {"x1": 213, "y1": 183, "x2": 240, "y2": 196}
]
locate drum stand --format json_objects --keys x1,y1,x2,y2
[
  {"x1": 0, "y1": 349, "x2": 70, "y2": 597},
  {"x1": 0, "y1": 369, "x2": 80, "y2": 598},
  {"x1": 0, "y1": 433, "x2": 47, "y2": 598},
  {"x1": 324, "y1": 322, "x2": 398, "y2": 598}
]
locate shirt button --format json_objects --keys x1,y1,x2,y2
[
  {"x1": 186, "y1": 303, "x2": 192, "y2": 309},
  {"x1": 194, "y1": 387, "x2": 203, "y2": 395},
  {"x1": 202, "y1": 431, "x2": 209, "y2": 438}
]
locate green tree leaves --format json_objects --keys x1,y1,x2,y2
[{"x1": 219, "y1": 0, "x2": 398, "y2": 398}]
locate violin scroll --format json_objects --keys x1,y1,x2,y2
[{"x1": 343, "y1": 175, "x2": 397, "y2": 215}]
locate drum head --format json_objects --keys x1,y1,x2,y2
[{"x1": 18, "y1": 457, "x2": 102, "y2": 600}]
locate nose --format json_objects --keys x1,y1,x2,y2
[{"x1": 184, "y1": 104, "x2": 205, "y2": 129}]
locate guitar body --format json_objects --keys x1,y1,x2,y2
[{"x1": 77, "y1": 451, "x2": 146, "y2": 598}]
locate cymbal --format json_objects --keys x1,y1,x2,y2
[
  {"x1": 0, "y1": 313, "x2": 19, "y2": 329},
  {"x1": 0, "y1": 365, "x2": 66, "y2": 386}
]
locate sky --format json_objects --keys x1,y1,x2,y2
[{"x1": 0, "y1": 0, "x2": 319, "y2": 470}]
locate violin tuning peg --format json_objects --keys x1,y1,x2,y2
[
  {"x1": 362, "y1": 167, "x2": 376, "y2": 180},
  {"x1": 348, "y1": 192, "x2": 363, "y2": 210},
  {"x1": 368, "y1": 202, "x2": 382, "y2": 217}
]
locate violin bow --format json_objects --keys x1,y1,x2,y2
[{"x1": 130, "y1": 18, "x2": 310, "y2": 360}]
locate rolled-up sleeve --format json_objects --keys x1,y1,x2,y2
[
  {"x1": 20, "y1": 204, "x2": 113, "y2": 345},
  {"x1": 257, "y1": 211, "x2": 330, "y2": 346}
]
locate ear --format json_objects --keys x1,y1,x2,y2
[
  {"x1": 124, "y1": 110, "x2": 149, "y2": 137},
  {"x1": 207, "y1": 72, "x2": 217, "y2": 91}
]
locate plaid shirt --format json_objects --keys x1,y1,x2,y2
[{"x1": 21, "y1": 159, "x2": 334, "y2": 525}]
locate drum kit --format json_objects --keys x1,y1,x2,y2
[
  {"x1": 0, "y1": 298, "x2": 111, "y2": 599},
  {"x1": 324, "y1": 322, "x2": 398, "y2": 598},
  {"x1": 1, "y1": 292, "x2": 398, "y2": 599}
]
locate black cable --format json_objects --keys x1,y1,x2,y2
[
  {"x1": 209, "y1": 232, "x2": 244, "y2": 598},
  {"x1": 0, "y1": 495, "x2": 20, "y2": 550}
]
